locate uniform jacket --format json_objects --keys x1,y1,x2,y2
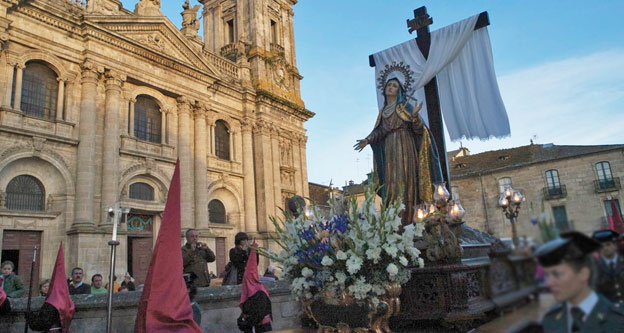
[
  {"x1": 182, "y1": 243, "x2": 215, "y2": 287},
  {"x1": 595, "y1": 255, "x2": 624, "y2": 305},
  {"x1": 541, "y1": 294, "x2": 624, "y2": 332}
]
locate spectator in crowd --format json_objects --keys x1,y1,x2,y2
[
  {"x1": 182, "y1": 229, "x2": 215, "y2": 287},
  {"x1": 261, "y1": 265, "x2": 279, "y2": 282},
  {"x1": 188, "y1": 283, "x2": 201, "y2": 326},
  {"x1": 105, "y1": 275, "x2": 120, "y2": 293},
  {"x1": 118, "y1": 285, "x2": 129, "y2": 292},
  {"x1": 229, "y1": 232, "x2": 254, "y2": 285},
  {"x1": 90, "y1": 274, "x2": 107, "y2": 294},
  {"x1": 39, "y1": 279, "x2": 50, "y2": 297},
  {"x1": 121, "y1": 272, "x2": 136, "y2": 291},
  {"x1": 1, "y1": 260, "x2": 24, "y2": 298},
  {"x1": 68, "y1": 267, "x2": 90, "y2": 295}
]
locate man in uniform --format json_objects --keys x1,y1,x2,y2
[
  {"x1": 536, "y1": 231, "x2": 624, "y2": 332},
  {"x1": 182, "y1": 229, "x2": 215, "y2": 287},
  {"x1": 592, "y1": 229, "x2": 624, "y2": 306}
]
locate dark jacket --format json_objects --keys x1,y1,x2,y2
[
  {"x1": 229, "y1": 247, "x2": 258, "y2": 285},
  {"x1": 27, "y1": 302, "x2": 61, "y2": 332},
  {"x1": 182, "y1": 243, "x2": 216, "y2": 287},
  {"x1": 595, "y1": 255, "x2": 624, "y2": 305},
  {"x1": 68, "y1": 282, "x2": 91, "y2": 295},
  {"x1": 1, "y1": 274, "x2": 24, "y2": 298},
  {"x1": 541, "y1": 294, "x2": 624, "y2": 332}
]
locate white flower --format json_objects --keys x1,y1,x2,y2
[
  {"x1": 301, "y1": 267, "x2": 313, "y2": 278},
  {"x1": 418, "y1": 258, "x2": 425, "y2": 267},
  {"x1": 321, "y1": 256, "x2": 334, "y2": 267},
  {"x1": 365, "y1": 247, "x2": 382, "y2": 263},
  {"x1": 372, "y1": 284, "x2": 386, "y2": 296},
  {"x1": 407, "y1": 247, "x2": 421, "y2": 259},
  {"x1": 383, "y1": 244, "x2": 399, "y2": 258},
  {"x1": 336, "y1": 250, "x2": 348, "y2": 260},
  {"x1": 386, "y1": 263, "x2": 399, "y2": 276},
  {"x1": 346, "y1": 255, "x2": 363, "y2": 275},
  {"x1": 335, "y1": 272, "x2": 347, "y2": 285},
  {"x1": 399, "y1": 256, "x2": 409, "y2": 266}
]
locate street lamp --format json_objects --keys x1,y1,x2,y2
[
  {"x1": 105, "y1": 203, "x2": 130, "y2": 333},
  {"x1": 498, "y1": 187, "x2": 524, "y2": 249}
]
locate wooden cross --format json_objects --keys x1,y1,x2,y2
[{"x1": 369, "y1": 6, "x2": 490, "y2": 189}]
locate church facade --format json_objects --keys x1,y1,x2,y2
[{"x1": 0, "y1": 0, "x2": 311, "y2": 290}]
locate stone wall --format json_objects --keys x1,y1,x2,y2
[{"x1": 0, "y1": 281, "x2": 301, "y2": 333}]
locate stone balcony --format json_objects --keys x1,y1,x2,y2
[
  {"x1": 0, "y1": 107, "x2": 76, "y2": 142},
  {"x1": 542, "y1": 185, "x2": 567, "y2": 200},
  {"x1": 120, "y1": 135, "x2": 176, "y2": 161}
]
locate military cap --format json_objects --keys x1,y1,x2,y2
[
  {"x1": 535, "y1": 231, "x2": 600, "y2": 267},
  {"x1": 593, "y1": 229, "x2": 620, "y2": 243}
]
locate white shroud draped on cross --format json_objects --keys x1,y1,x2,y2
[{"x1": 372, "y1": 14, "x2": 510, "y2": 141}]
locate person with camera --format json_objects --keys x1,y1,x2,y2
[{"x1": 182, "y1": 229, "x2": 215, "y2": 287}]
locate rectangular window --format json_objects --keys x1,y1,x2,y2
[
  {"x1": 270, "y1": 20, "x2": 277, "y2": 44},
  {"x1": 596, "y1": 162, "x2": 614, "y2": 189},
  {"x1": 498, "y1": 177, "x2": 512, "y2": 194},
  {"x1": 227, "y1": 19, "x2": 235, "y2": 44},
  {"x1": 552, "y1": 206, "x2": 570, "y2": 231}
]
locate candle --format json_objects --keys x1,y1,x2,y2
[{"x1": 416, "y1": 207, "x2": 426, "y2": 222}]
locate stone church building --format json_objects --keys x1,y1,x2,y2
[{"x1": 0, "y1": 0, "x2": 311, "y2": 291}]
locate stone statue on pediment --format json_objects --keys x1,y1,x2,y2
[
  {"x1": 134, "y1": 0, "x2": 162, "y2": 16},
  {"x1": 181, "y1": 0, "x2": 201, "y2": 40}
]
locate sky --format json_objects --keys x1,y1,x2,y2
[{"x1": 122, "y1": 1, "x2": 624, "y2": 187}]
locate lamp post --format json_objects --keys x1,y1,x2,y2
[
  {"x1": 105, "y1": 203, "x2": 130, "y2": 333},
  {"x1": 498, "y1": 187, "x2": 524, "y2": 249}
]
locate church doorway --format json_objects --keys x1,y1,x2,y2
[
  {"x1": 126, "y1": 213, "x2": 154, "y2": 285},
  {"x1": 1, "y1": 230, "x2": 42, "y2": 295}
]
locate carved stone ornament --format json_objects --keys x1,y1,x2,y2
[{"x1": 134, "y1": 0, "x2": 162, "y2": 16}]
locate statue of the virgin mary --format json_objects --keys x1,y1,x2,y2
[{"x1": 355, "y1": 65, "x2": 443, "y2": 224}]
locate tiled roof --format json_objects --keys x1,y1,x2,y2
[{"x1": 450, "y1": 144, "x2": 624, "y2": 179}]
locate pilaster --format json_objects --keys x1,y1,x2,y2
[{"x1": 177, "y1": 96, "x2": 194, "y2": 229}]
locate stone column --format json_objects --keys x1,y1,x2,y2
[
  {"x1": 292, "y1": 139, "x2": 303, "y2": 196},
  {"x1": 270, "y1": 129, "x2": 282, "y2": 226},
  {"x1": 56, "y1": 77, "x2": 66, "y2": 121},
  {"x1": 128, "y1": 99, "x2": 135, "y2": 136},
  {"x1": 253, "y1": 120, "x2": 275, "y2": 233},
  {"x1": 193, "y1": 103, "x2": 208, "y2": 229},
  {"x1": 100, "y1": 69, "x2": 125, "y2": 226},
  {"x1": 160, "y1": 109, "x2": 167, "y2": 144},
  {"x1": 2, "y1": 62, "x2": 14, "y2": 108},
  {"x1": 177, "y1": 96, "x2": 194, "y2": 229},
  {"x1": 241, "y1": 118, "x2": 257, "y2": 233},
  {"x1": 167, "y1": 109, "x2": 177, "y2": 147},
  {"x1": 12, "y1": 64, "x2": 23, "y2": 110},
  {"x1": 230, "y1": 128, "x2": 236, "y2": 162},
  {"x1": 64, "y1": 80, "x2": 75, "y2": 123},
  {"x1": 73, "y1": 60, "x2": 102, "y2": 230},
  {"x1": 299, "y1": 134, "x2": 310, "y2": 198},
  {"x1": 209, "y1": 121, "x2": 216, "y2": 156}
]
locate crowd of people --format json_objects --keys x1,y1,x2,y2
[{"x1": 1, "y1": 228, "x2": 279, "y2": 331}]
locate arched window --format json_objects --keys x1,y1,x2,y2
[
  {"x1": 215, "y1": 120, "x2": 230, "y2": 160},
  {"x1": 595, "y1": 161, "x2": 614, "y2": 189},
  {"x1": 5, "y1": 175, "x2": 45, "y2": 211},
  {"x1": 134, "y1": 95, "x2": 161, "y2": 143},
  {"x1": 21, "y1": 61, "x2": 58, "y2": 120},
  {"x1": 545, "y1": 170, "x2": 560, "y2": 189},
  {"x1": 498, "y1": 177, "x2": 512, "y2": 194},
  {"x1": 129, "y1": 182, "x2": 154, "y2": 201},
  {"x1": 208, "y1": 199, "x2": 226, "y2": 224}
]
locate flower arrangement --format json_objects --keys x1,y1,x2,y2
[{"x1": 258, "y1": 180, "x2": 424, "y2": 305}]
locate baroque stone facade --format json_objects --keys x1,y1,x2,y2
[
  {"x1": 449, "y1": 144, "x2": 624, "y2": 242},
  {"x1": 0, "y1": 0, "x2": 312, "y2": 289}
]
